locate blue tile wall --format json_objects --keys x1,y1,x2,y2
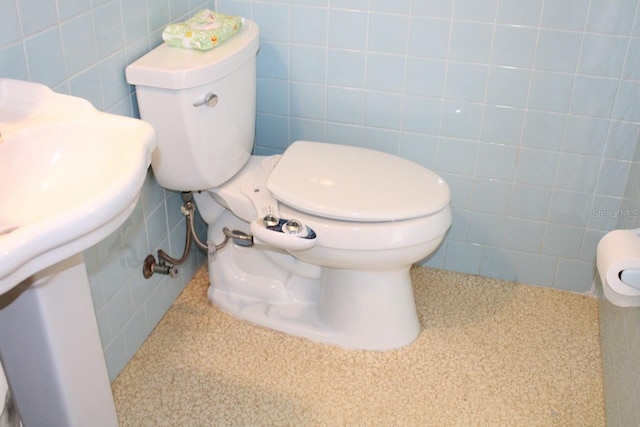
[
  {"x1": 0, "y1": 0, "x2": 213, "y2": 380},
  {"x1": 217, "y1": 0, "x2": 640, "y2": 294}
]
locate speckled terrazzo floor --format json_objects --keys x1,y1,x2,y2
[{"x1": 112, "y1": 265, "x2": 605, "y2": 426}]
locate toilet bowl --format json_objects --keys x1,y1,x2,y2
[
  {"x1": 195, "y1": 142, "x2": 451, "y2": 349},
  {"x1": 125, "y1": 18, "x2": 452, "y2": 349}
]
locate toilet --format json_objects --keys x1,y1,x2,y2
[{"x1": 126, "y1": 19, "x2": 451, "y2": 350}]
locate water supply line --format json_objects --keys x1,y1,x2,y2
[{"x1": 143, "y1": 192, "x2": 253, "y2": 279}]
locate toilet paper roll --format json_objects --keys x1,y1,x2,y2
[
  {"x1": 602, "y1": 281, "x2": 640, "y2": 308},
  {"x1": 597, "y1": 229, "x2": 640, "y2": 303}
]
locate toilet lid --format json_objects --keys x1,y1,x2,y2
[{"x1": 266, "y1": 141, "x2": 450, "y2": 222}]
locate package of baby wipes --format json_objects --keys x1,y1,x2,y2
[{"x1": 162, "y1": 10, "x2": 243, "y2": 51}]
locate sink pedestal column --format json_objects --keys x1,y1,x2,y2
[{"x1": 0, "y1": 254, "x2": 118, "y2": 427}]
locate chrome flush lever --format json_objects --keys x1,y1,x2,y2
[{"x1": 193, "y1": 92, "x2": 218, "y2": 107}]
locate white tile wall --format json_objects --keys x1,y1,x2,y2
[
  {"x1": 217, "y1": 0, "x2": 640, "y2": 293},
  {"x1": 0, "y1": 0, "x2": 213, "y2": 379}
]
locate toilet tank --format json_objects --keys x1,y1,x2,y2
[{"x1": 125, "y1": 19, "x2": 259, "y2": 192}]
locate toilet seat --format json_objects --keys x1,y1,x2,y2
[
  {"x1": 267, "y1": 141, "x2": 450, "y2": 222},
  {"x1": 204, "y1": 150, "x2": 451, "y2": 252}
]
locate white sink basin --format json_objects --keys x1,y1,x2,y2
[
  {"x1": 0, "y1": 78, "x2": 156, "y2": 293},
  {"x1": 0, "y1": 78, "x2": 156, "y2": 427}
]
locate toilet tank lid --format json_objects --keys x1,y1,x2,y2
[
  {"x1": 125, "y1": 19, "x2": 259, "y2": 90},
  {"x1": 267, "y1": 141, "x2": 451, "y2": 222}
]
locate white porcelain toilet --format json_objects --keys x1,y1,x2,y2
[{"x1": 126, "y1": 19, "x2": 451, "y2": 350}]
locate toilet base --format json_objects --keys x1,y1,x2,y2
[{"x1": 208, "y1": 242, "x2": 421, "y2": 350}]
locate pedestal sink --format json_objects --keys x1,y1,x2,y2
[{"x1": 0, "y1": 78, "x2": 156, "y2": 426}]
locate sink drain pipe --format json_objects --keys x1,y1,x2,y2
[{"x1": 143, "y1": 192, "x2": 253, "y2": 279}]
